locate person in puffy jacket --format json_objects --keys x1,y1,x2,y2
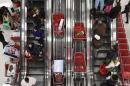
[
  {"x1": 26, "y1": 42, "x2": 43, "y2": 58},
  {"x1": 93, "y1": 20, "x2": 107, "y2": 36},
  {"x1": 32, "y1": 26, "x2": 44, "y2": 45},
  {"x1": 121, "y1": 1, "x2": 130, "y2": 23},
  {"x1": 109, "y1": 2, "x2": 121, "y2": 19}
]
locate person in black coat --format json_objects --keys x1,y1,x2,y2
[
  {"x1": 122, "y1": 1, "x2": 130, "y2": 23},
  {"x1": 109, "y1": 2, "x2": 121, "y2": 19},
  {"x1": 26, "y1": 42, "x2": 43, "y2": 58},
  {"x1": 0, "y1": 30, "x2": 8, "y2": 48}
]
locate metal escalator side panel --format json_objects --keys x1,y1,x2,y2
[
  {"x1": 46, "y1": 0, "x2": 52, "y2": 86},
  {"x1": 66, "y1": 0, "x2": 74, "y2": 85},
  {"x1": 86, "y1": 0, "x2": 96, "y2": 85}
]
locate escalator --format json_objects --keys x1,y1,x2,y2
[
  {"x1": 92, "y1": 34, "x2": 111, "y2": 85},
  {"x1": 52, "y1": 0, "x2": 66, "y2": 86},
  {"x1": 91, "y1": 15, "x2": 112, "y2": 86},
  {"x1": 26, "y1": 0, "x2": 46, "y2": 86},
  {"x1": 72, "y1": 0, "x2": 87, "y2": 86}
]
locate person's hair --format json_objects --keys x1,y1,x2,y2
[{"x1": 25, "y1": 77, "x2": 29, "y2": 82}]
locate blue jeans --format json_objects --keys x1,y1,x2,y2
[{"x1": 95, "y1": 0, "x2": 104, "y2": 10}]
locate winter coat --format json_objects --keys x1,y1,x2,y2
[
  {"x1": 109, "y1": 5, "x2": 121, "y2": 19},
  {"x1": 32, "y1": 15, "x2": 41, "y2": 26},
  {"x1": 93, "y1": 37, "x2": 103, "y2": 48},
  {"x1": 26, "y1": 43, "x2": 41, "y2": 56},
  {"x1": 106, "y1": 49, "x2": 118, "y2": 60},
  {"x1": 93, "y1": 22, "x2": 107, "y2": 36},
  {"x1": 32, "y1": 29, "x2": 44, "y2": 38}
]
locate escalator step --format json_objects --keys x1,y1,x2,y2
[
  {"x1": 94, "y1": 67, "x2": 99, "y2": 73},
  {"x1": 94, "y1": 73, "x2": 106, "y2": 81},
  {"x1": 28, "y1": 68, "x2": 44, "y2": 75},
  {"x1": 97, "y1": 53, "x2": 107, "y2": 58},
  {"x1": 94, "y1": 58, "x2": 106, "y2": 60},
  {"x1": 27, "y1": 37, "x2": 35, "y2": 40},
  {"x1": 94, "y1": 65, "x2": 100, "y2": 67},
  {"x1": 28, "y1": 61, "x2": 44, "y2": 67},
  {"x1": 35, "y1": 81, "x2": 44, "y2": 86},
  {"x1": 27, "y1": 74, "x2": 44, "y2": 86},
  {"x1": 98, "y1": 46, "x2": 111, "y2": 51},
  {"x1": 103, "y1": 42, "x2": 111, "y2": 47},
  {"x1": 94, "y1": 60, "x2": 104, "y2": 66},
  {"x1": 27, "y1": 22, "x2": 33, "y2": 26},
  {"x1": 28, "y1": 73, "x2": 45, "y2": 76},
  {"x1": 97, "y1": 50, "x2": 110, "y2": 53}
]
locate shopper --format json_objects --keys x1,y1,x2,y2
[
  {"x1": 0, "y1": 30, "x2": 8, "y2": 48},
  {"x1": 21, "y1": 76, "x2": 36, "y2": 86},
  {"x1": 95, "y1": 0, "x2": 105, "y2": 11},
  {"x1": 32, "y1": 7, "x2": 41, "y2": 27},
  {"x1": 121, "y1": 1, "x2": 130, "y2": 23},
  {"x1": 32, "y1": 26, "x2": 44, "y2": 46},
  {"x1": 109, "y1": 2, "x2": 121, "y2": 19},
  {"x1": 93, "y1": 20, "x2": 107, "y2": 36},
  {"x1": 26, "y1": 42, "x2": 42, "y2": 58}
]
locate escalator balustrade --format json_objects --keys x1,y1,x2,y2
[{"x1": 25, "y1": 0, "x2": 46, "y2": 86}]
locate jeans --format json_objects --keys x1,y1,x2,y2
[{"x1": 95, "y1": 0, "x2": 104, "y2": 10}]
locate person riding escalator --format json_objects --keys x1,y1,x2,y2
[
  {"x1": 25, "y1": 42, "x2": 43, "y2": 59},
  {"x1": 32, "y1": 7, "x2": 45, "y2": 27},
  {"x1": 32, "y1": 26, "x2": 45, "y2": 46}
]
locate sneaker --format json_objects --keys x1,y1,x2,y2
[{"x1": 106, "y1": 61, "x2": 115, "y2": 69}]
